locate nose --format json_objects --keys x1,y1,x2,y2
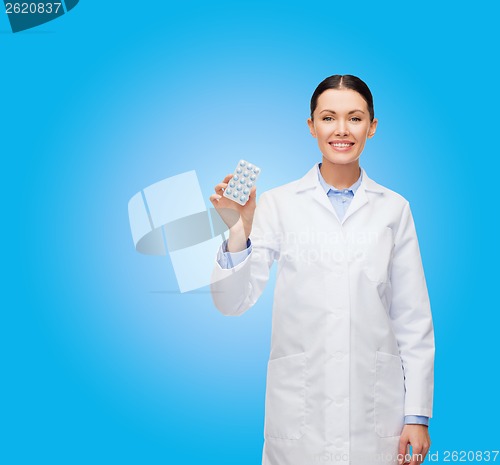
[{"x1": 335, "y1": 120, "x2": 349, "y2": 136}]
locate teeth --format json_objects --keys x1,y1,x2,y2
[{"x1": 332, "y1": 143, "x2": 352, "y2": 147}]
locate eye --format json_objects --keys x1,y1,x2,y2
[
  {"x1": 323, "y1": 116, "x2": 334, "y2": 121},
  {"x1": 350, "y1": 117, "x2": 362, "y2": 122}
]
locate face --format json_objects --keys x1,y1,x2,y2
[{"x1": 307, "y1": 88, "x2": 378, "y2": 167}]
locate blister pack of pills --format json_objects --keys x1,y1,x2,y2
[{"x1": 223, "y1": 159, "x2": 261, "y2": 206}]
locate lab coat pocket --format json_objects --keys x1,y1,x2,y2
[
  {"x1": 264, "y1": 352, "x2": 306, "y2": 440},
  {"x1": 374, "y1": 351, "x2": 405, "y2": 437},
  {"x1": 361, "y1": 227, "x2": 394, "y2": 284}
]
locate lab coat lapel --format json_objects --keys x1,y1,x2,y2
[
  {"x1": 341, "y1": 185, "x2": 368, "y2": 225},
  {"x1": 311, "y1": 184, "x2": 340, "y2": 221},
  {"x1": 341, "y1": 168, "x2": 384, "y2": 225},
  {"x1": 295, "y1": 164, "x2": 340, "y2": 222},
  {"x1": 295, "y1": 165, "x2": 383, "y2": 225}
]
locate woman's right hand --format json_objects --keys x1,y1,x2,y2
[{"x1": 209, "y1": 173, "x2": 257, "y2": 252}]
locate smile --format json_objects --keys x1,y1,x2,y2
[
  {"x1": 329, "y1": 141, "x2": 355, "y2": 151},
  {"x1": 331, "y1": 143, "x2": 354, "y2": 147}
]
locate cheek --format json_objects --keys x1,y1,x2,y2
[
  {"x1": 353, "y1": 126, "x2": 370, "y2": 141},
  {"x1": 317, "y1": 126, "x2": 333, "y2": 140}
]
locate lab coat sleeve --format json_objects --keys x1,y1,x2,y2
[
  {"x1": 210, "y1": 192, "x2": 280, "y2": 316},
  {"x1": 217, "y1": 239, "x2": 252, "y2": 269},
  {"x1": 389, "y1": 201, "x2": 435, "y2": 418}
]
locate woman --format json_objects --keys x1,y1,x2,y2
[{"x1": 209, "y1": 75, "x2": 434, "y2": 465}]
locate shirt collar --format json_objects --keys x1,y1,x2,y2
[{"x1": 317, "y1": 162, "x2": 363, "y2": 195}]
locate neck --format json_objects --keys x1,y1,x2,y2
[{"x1": 320, "y1": 159, "x2": 361, "y2": 189}]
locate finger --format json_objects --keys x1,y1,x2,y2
[
  {"x1": 398, "y1": 438, "x2": 409, "y2": 464},
  {"x1": 416, "y1": 451, "x2": 427, "y2": 465},
  {"x1": 404, "y1": 444, "x2": 411, "y2": 465},
  {"x1": 222, "y1": 173, "x2": 233, "y2": 183},
  {"x1": 416, "y1": 445, "x2": 428, "y2": 465},
  {"x1": 214, "y1": 182, "x2": 228, "y2": 194},
  {"x1": 248, "y1": 185, "x2": 257, "y2": 200},
  {"x1": 419, "y1": 442, "x2": 430, "y2": 460},
  {"x1": 209, "y1": 194, "x2": 222, "y2": 205},
  {"x1": 409, "y1": 446, "x2": 423, "y2": 465}
]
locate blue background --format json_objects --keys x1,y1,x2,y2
[{"x1": 2, "y1": 1, "x2": 498, "y2": 463}]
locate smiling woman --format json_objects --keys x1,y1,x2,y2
[
  {"x1": 307, "y1": 75, "x2": 378, "y2": 189},
  {"x1": 209, "y1": 75, "x2": 435, "y2": 465}
]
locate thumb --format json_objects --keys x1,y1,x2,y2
[{"x1": 248, "y1": 186, "x2": 257, "y2": 201}]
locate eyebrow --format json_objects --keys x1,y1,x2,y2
[{"x1": 320, "y1": 109, "x2": 366, "y2": 114}]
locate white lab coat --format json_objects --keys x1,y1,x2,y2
[{"x1": 211, "y1": 164, "x2": 435, "y2": 465}]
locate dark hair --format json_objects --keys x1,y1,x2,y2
[{"x1": 310, "y1": 75, "x2": 374, "y2": 122}]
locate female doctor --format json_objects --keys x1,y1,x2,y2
[{"x1": 209, "y1": 75, "x2": 434, "y2": 465}]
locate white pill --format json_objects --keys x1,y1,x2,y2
[
  {"x1": 229, "y1": 181, "x2": 235, "y2": 187},
  {"x1": 239, "y1": 160, "x2": 246, "y2": 166},
  {"x1": 247, "y1": 164, "x2": 253, "y2": 170},
  {"x1": 236, "y1": 185, "x2": 242, "y2": 191},
  {"x1": 254, "y1": 167, "x2": 260, "y2": 174},
  {"x1": 233, "y1": 175, "x2": 239, "y2": 181},
  {"x1": 250, "y1": 175, "x2": 256, "y2": 181},
  {"x1": 243, "y1": 171, "x2": 249, "y2": 177},
  {"x1": 240, "y1": 196, "x2": 247, "y2": 202},
  {"x1": 247, "y1": 182, "x2": 253, "y2": 188},
  {"x1": 243, "y1": 188, "x2": 249, "y2": 194},
  {"x1": 236, "y1": 167, "x2": 242, "y2": 174},
  {"x1": 240, "y1": 178, "x2": 246, "y2": 184},
  {"x1": 233, "y1": 192, "x2": 238, "y2": 198}
]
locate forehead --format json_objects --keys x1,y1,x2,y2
[{"x1": 315, "y1": 88, "x2": 368, "y2": 112}]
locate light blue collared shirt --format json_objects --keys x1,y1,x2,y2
[
  {"x1": 216, "y1": 164, "x2": 429, "y2": 426},
  {"x1": 316, "y1": 163, "x2": 362, "y2": 221}
]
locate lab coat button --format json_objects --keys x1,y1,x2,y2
[{"x1": 333, "y1": 351, "x2": 345, "y2": 360}]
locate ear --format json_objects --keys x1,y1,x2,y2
[
  {"x1": 307, "y1": 118, "x2": 317, "y2": 138},
  {"x1": 367, "y1": 118, "x2": 378, "y2": 138}
]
